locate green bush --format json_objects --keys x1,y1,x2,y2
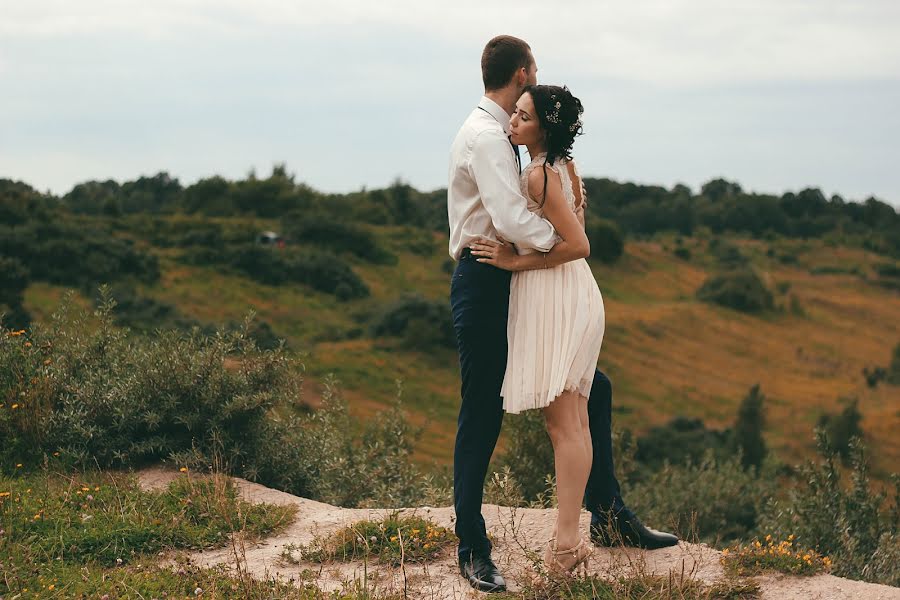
[
  {"x1": 0, "y1": 219, "x2": 160, "y2": 288},
  {"x1": 758, "y1": 433, "x2": 900, "y2": 586},
  {"x1": 0, "y1": 255, "x2": 31, "y2": 329},
  {"x1": 1, "y1": 292, "x2": 424, "y2": 509},
  {"x1": 283, "y1": 213, "x2": 397, "y2": 264},
  {"x1": 585, "y1": 217, "x2": 625, "y2": 263},
  {"x1": 696, "y1": 269, "x2": 774, "y2": 313},
  {"x1": 888, "y1": 342, "x2": 900, "y2": 385},
  {"x1": 370, "y1": 294, "x2": 455, "y2": 350},
  {"x1": 816, "y1": 398, "x2": 864, "y2": 461},
  {"x1": 627, "y1": 451, "x2": 777, "y2": 545},
  {"x1": 635, "y1": 416, "x2": 731, "y2": 471},
  {"x1": 182, "y1": 245, "x2": 369, "y2": 299},
  {"x1": 730, "y1": 384, "x2": 767, "y2": 469}
]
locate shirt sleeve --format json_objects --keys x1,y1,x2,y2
[{"x1": 468, "y1": 131, "x2": 557, "y2": 251}]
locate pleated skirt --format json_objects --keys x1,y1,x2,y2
[{"x1": 501, "y1": 258, "x2": 605, "y2": 414}]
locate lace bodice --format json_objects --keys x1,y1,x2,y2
[{"x1": 520, "y1": 153, "x2": 585, "y2": 217}]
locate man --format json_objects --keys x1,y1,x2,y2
[{"x1": 448, "y1": 35, "x2": 677, "y2": 593}]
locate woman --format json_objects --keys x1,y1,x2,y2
[{"x1": 469, "y1": 85, "x2": 604, "y2": 575}]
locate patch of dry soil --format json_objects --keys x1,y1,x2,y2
[{"x1": 138, "y1": 467, "x2": 900, "y2": 600}]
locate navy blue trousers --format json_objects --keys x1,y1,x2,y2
[{"x1": 450, "y1": 253, "x2": 623, "y2": 560}]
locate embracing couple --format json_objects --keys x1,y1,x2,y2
[{"x1": 448, "y1": 35, "x2": 678, "y2": 592}]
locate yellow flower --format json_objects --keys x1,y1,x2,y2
[
  {"x1": 721, "y1": 549, "x2": 729, "y2": 556},
  {"x1": 81, "y1": 487, "x2": 90, "y2": 492},
  {"x1": 179, "y1": 467, "x2": 188, "y2": 473},
  {"x1": 48, "y1": 585, "x2": 55, "y2": 591},
  {"x1": 11, "y1": 404, "x2": 18, "y2": 409},
  {"x1": 15, "y1": 463, "x2": 22, "y2": 468},
  {"x1": 390, "y1": 536, "x2": 398, "y2": 542}
]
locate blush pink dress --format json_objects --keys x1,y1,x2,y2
[{"x1": 501, "y1": 154, "x2": 606, "y2": 413}]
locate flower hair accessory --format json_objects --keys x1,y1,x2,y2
[{"x1": 546, "y1": 95, "x2": 562, "y2": 123}]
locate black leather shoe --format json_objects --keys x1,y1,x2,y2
[
  {"x1": 590, "y1": 508, "x2": 678, "y2": 549},
  {"x1": 459, "y1": 553, "x2": 507, "y2": 593}
]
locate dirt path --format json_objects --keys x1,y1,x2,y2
[{"x1": 138, "y1": 467, "x2": 900, "y2": 600}]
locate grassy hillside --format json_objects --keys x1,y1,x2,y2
[{"x1": 21, "y1": 220, "x2": 900, "y2": 478}]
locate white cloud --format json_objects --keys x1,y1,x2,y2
[{"x1": 3, "y1": 0, "x2": 898, "y2": 84}]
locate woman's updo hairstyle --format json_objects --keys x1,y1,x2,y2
[
  {"x1": 523, "y1": 84, "x2": 584, "y2": 204},
  {"x1": 524, "y1": 84, "x2": 583, "y2": 165}
]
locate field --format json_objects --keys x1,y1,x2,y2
[{"x1": 22, "y1": 223, "x2": 900, "y2": 478}]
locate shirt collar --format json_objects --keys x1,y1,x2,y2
[{"x1": 478, "y1": 96, "x2": 511, "y2": 135}]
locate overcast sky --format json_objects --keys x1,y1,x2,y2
[{"x1": 2, "y1": 0, "x2": 899, "y2": 206}]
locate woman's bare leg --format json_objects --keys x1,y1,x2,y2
[{"x1": 543, "y1": 390, "x2": 593, "y2": 551}]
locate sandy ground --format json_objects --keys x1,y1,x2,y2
[{"x1": 138, "y1": 467, "x2": 900, "y2": 600}]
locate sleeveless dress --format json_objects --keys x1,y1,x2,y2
[{"x1": 500, "y1": 155, "x2": 606, "y2": 414}]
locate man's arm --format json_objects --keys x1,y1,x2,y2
[{"x1": 469, "y1": 131, "x2": 557, "y2": 251}]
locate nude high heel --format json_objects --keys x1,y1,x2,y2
[{"x1": 543, "y1": 536, "x2": 592, "y2": 577}]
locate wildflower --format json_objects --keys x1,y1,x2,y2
[
  {"x1": 194, "y1": 587, "x2": 203, "y2": 596},
  {"x1": 24, "y1": 342, "x2": 32, "y2": 348},
  {"x1": 390, "y1": 536, "x2": 398, "y2": 542},
  {"x1": 53, "y1": 452, "x2": 60, "y2": 456},
  {"x1": 721, "y1": 549, "x2": 729, "y2": 556},
  {"x1": 11, "y1": 404, "x2": 18, "y2": 409},
  {"x1": 15, "y1": 463, "x2": 22, "y2": 468},
  {"x1": 81, "y1": 487, "x2": 90, "y2": 492},
  {"x1": 180, "y1": 467, "x2": 188, "y2": 473},
  {"x1": 49, "y1": 585, "x2": 55, "y2": 590}
]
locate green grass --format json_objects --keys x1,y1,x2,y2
[
  {"x1": 493, "y1": 573, "x2": 760, "y2": 600},
  {"x1": 0, "y1": 470, "x2": 295, "y2": 566},
  {"x1": 283, "y1": 513, "x2": 455, "y2": 566}
]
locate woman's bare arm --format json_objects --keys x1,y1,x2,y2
[{"x1": 470, "y1": 164, "x2": 589, "y2": 271}]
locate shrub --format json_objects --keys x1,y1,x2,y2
[
  {"x1": 635, "y1": 416, "x2": 731, "y2": 472},
  {"x1": 182, "y1": 245, "x2": 369, "y2": 299},
  {"x1": 673, "y1": 246, "x2": 691, "y2": 261},
  {"x1": 0, "y1": 255, "x2": 31, "y2": 329},
  {"x1": 888, "y1": 342, "x2": 900, "y2": 385},
  {"x1": 708, "y1": 238, "x2": 748, "y2": 267},
  {"x1": 283, "y1": 213, "x2": 397, "y2": 265},
  {"x1": 0, "y1": 220, "x2": 160, "y2": 288},
  {"x1": 1, "y1": 292, "x2": 425, "y2": 509},
  {"x1": 696, "y1": 269, "x2": 774, "y2": 313},
  {"x1": 627, "y1": 451, "x2": 777, "y2": 544},
  {"x1": 758, "y1": 433, "x2": 900, "y2": 586},
  {"x1": 0, "y1": 289, "x2": 298, "y2": 474},
  {"x1": 585, "y1": 217, "x2": 625, "y2": 263},
  {"x1": 370, "y1": 295, "x2": 455, "y2": 350},
  {"x1": 816, "y1": 398, "x2": 863, "y2": 461},
  {"x1": 730, "y1": 385, "x2": 767, "y2": 469},
  {"x1": 497, "y1": 410, "x2": 555, "y2": 502}
]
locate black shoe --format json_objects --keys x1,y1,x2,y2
[
  {"x1": 459, "y1": 553, "x2": 507, "y2": 593},
  {"x1": 590, "y1": 508, "x2": 678, "y2": 550}
]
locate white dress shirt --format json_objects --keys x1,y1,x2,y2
[{"x1": 447, "y1": 96, "x2": 557, "y2": 260}]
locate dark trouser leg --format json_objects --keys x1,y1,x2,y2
[
  {"x1": 451, "y1": 258, "x2": 511, "y2": 561},
  {"x1": 584, "y1": 369, "x2": 625, "y2": 514}
]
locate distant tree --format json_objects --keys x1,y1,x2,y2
[
  {"x1": 887, "y1": 343, "x2": 900, "y2": 385},
  {"x1": 585, "y1": 217, "x2": 625, "y2": 263},
  {"x1": 701, "y1": 178, "x2": 743, "y2": 202},
  {"x1": 0, "y1": 255, "x2": 31, "y2": 329},
  {"x1": 817, "y1": 398, "x2": 864, "y2": 461},
  {"x1": 730, "y1": 384, "x2": 767, "y2": 469},
  {"x1": 696, "y1": 269, "x2": 774, "y2": 313}
]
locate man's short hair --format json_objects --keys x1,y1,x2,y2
[{"x1": 481, "y1": 35, "x2": 532, "y2": 91}]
